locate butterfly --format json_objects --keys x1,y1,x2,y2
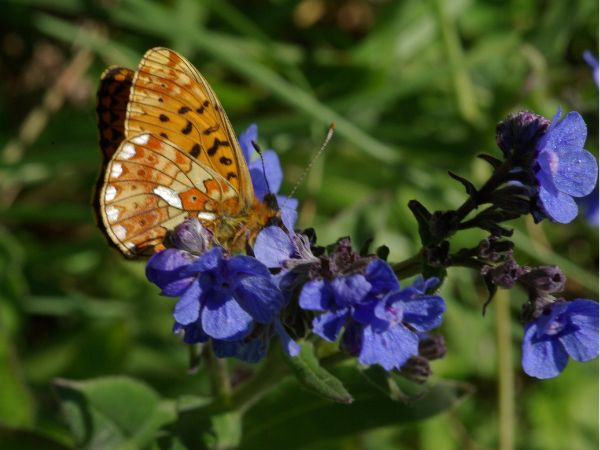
[{"x1": 95, "y1": 47, "x2": 279, "y2": 258}]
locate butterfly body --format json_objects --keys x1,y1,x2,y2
[{"x1": 95, "y1": 48, "x2": 277, "y2": 257}]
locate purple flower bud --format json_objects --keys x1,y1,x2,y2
[
  {"x1": 496, "y1": 111, "x2": 550, "y2": 158},
  {"x1": 399, "y1": 356, "x2": 432, "y2": 384},
  {"x1": 418, "y1": 334, "x2": 447, "y2": 360},
  {"x1": 519, "y1": 265, "x2": 565, "y2": 295},
  {"x1": 489, "y1": 258, "x2": 525, "y2": 289},
  {"x1": 167, "y1": 219, "x2": 214, "y2": 255}
]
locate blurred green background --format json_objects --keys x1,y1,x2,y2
[{"x1": 0, "y1": 0, "x2": 597, "y2": 449}]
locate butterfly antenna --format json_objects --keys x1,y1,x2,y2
[{"x1": 286, "y1": 123, "x2": 336, "y2": 201}]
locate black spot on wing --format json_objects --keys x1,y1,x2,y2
[
  {"x1": 181, "y1": 120, "x2": 192, "y2": 135},
  {"x1": 207, "y1": 138, "x2": 230, "y2": 157},
  {"x1": 159, "y1": 114, "x2": 169, "y2": 122},
  {"x1": 178, "y1": 106, "x2": 191, "y2": 114},
  {"x1": 190, "y1": 143, "x2": 201, "y2": 158},
  {"x1": 226, "y1": 172, "x2": 237, "y2": 180},
  {"x1": 219, "y1": 156, "x2": 232, "y2": 166},
  {"x1": 203, "y1": 125, "x2": 220, "y2": 136}
]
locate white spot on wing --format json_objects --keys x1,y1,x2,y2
[
  {"x1": 106, "y1": 206, "x2": 119, "y2": 223},
  {"x1": 125, "y1": 242, "x2": 136, "y2": 250},
  {"x1": 111, "y1": 162, "x2": 123, "y2": 178},
  {"x1": 131, "y1": 133, "x2": 150, "y2": 145},
  {"x1": 153, "y1": 186, "x2": 183, "y2": 209},
  {"x1": 113, "y1": 224, "x2": 127, "y2": 240},
  {"x1": 104, "y1": 185, "x2": 117, "y2": 202},
  {"x1": 120, "y1": 143, "x2": 136, "y2": 159},
  {"x1": 198, "y1": 212, "x2": 217, "y2": 221}
]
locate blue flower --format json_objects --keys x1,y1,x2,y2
[
  {"x1": 583, "y1": 50, "x2": 599, "y2": 86},
  {"x1": 239, "y1": 124, "x2": 298, "y2": 231},
  {"x1": 532, "y1": 109, "x2": 598, "y2": 223},
  {"x1": 522, "y1": 299, "x2": 599, "y2": 379},
  {"x1": 146, "y1": 241, "x2": 299, "y2": 362},
  {"x1": 299, "y1": 258, "x2": 446, "y2": 371}
]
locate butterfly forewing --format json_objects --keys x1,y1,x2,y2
[{"x1": 125, "y1": 47, "x2": 254, "y2": 208}]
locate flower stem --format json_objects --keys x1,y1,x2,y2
[
  {"x1": 391, "y1": 251, "x2": 423, "y2": 279},
  {"x1": 495, "y1": 289, "x2": 515, "y2": 450},
  {"x1": 206, "y1": 346, "x2": 232, "y2": 403}
]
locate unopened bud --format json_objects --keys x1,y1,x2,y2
[
  {"x1": 167, "y1": 219, "x2": 214, "y2": 255},
  {"x1": 496, "y1": 111, "x2": 550, "y2": 159}
]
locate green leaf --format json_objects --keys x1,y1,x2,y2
[
  {"x1": 284, "y1": 342, "x2": 353, "y2": 404},
  {"x1": 202, "y1": 411, "x2": 242, "y2": 450},
  {"x1": 240, "y1": 366, "x2": 472, "y2": 450},
  {"x1": 53, "y1": 376, "x2": 176, "y2": 450}
]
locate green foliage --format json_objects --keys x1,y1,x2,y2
[{"x1": 0, "y1": 0, "x2": 597, "y2": 449}]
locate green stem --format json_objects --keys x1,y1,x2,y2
[
  {"x1": 391, "y1": 251, "x2": 423, "y2": 279},
  {"x1": 206, "y1": 346, "x2": 232, "y2": 402},
  {"x1": 495, "y1": 289, "x2": 515, "y2": 450}
]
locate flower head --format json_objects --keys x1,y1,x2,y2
[
  {"x1": 146, "y1": 239, "x2": 299, "y2": 362},
  {"x1": 239, "y1": 124, "x2": 298, "y2": 230},
  {"x1": 531, "y1": 109, "x2": 598, "y2": 223},
  {"x1": 522, "y1": 299, "x2": 599, "y2": 379},
  {"x1": 298, "y1": 246, "x2": 446, "y2": 371}
]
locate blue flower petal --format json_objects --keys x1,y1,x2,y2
[
  {"x1": 277, "y1": 195, "x2": 299, "y2": 231},
  {"x1": 312, "y1": 309, "x2": 348, "y2": 341},
  {"x1": 357, "y1": 302, "x2": 389, "y2": 331},
  {"x1": 238, "y1": 124, "x2": 258, "y2": 163},
  {"x1": 401, "y1": 294, "x2": 446, "y2": 332},
  {"x1": 173, "y1": 321, "x2": 209, "y2": 344},
  {"x1": 226, "y1": 254, "x2": 272, "y2": 278},
  {"x1": 521, "y1": 320, "x2": 569, "y2": 379},
  {"x1": 234, "y1": 275, "x2": 284, "y2": 323},
  {"x1": 539, "y1": 185, "x2": 579, "y2": 223},
  {"x1": 274, "y1": 320, "x2": 300, "y2": 357},
  {"x1": 553, "y1": 147, "x2": 598, "y2": 197},
  {"x1": 558, "y1": 300, "x2": 599, "y2": 362},
  {"x1": 173, "y1": 278, "x2": 203, "y2": 325},
  {"x1": 357, "y1": 325, "x2": 419, "y2": 370},
  {"x1": 331, "y1": 274, "x2": 371, "y2": 307},
  {"x1": 201, "y1": 293, "x2": 253, "y2": 340},
  {"x1": 212, "y1": 337, "x2": 268, "y2": 363},
  {"x1": 365, "y1": 259, "x2": 400, "y2": 295},
  {"x1": 253, "y1": 226, "x2": 294, "y2": 268},
  {"x1": 183, "y1": 247, "x2": 224, "y2": 275},
  {"x1": 299, "y1": 279, "x2": 333, "y2": 311},
  {"x1": 146, "y1": 248, "x2": 196, "y2": 295},
  {"x1": 249, "y1": 149, "x2": 283, "y2": 200},
  {"x1": 538, "y1": 111, "x2": 587, "y2": 152}
]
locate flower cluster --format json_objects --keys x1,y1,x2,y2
[
  {"x1": 144, "y1": 125, "x2": 448, "y2": 374},
  {"x1": 143, "y1": 117, "x2": 597, "y2": 383}
]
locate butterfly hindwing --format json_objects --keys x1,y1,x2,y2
[
  {"x1": 99, "y1": 132, "x2": 237, "y2": 257},
  {"x1": 96, "y1": 66, "x2": 135, "y2": 161}
]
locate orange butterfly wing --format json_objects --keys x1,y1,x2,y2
[
  {"x1": 96, "y1": 48, "x2": 255, "y2": 258},
  {"x1": 126, "y1": 47, "x2": 253, "y2": 206}
]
